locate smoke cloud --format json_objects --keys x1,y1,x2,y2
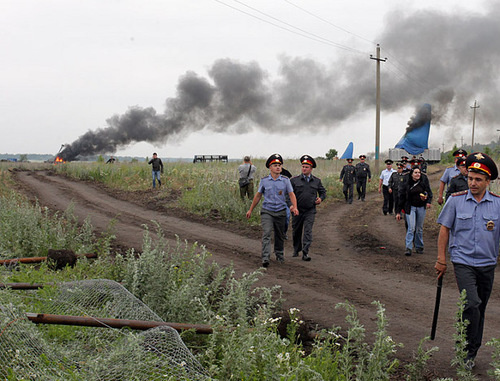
[{"x1": 59, "y1": 3, "x2": 500, "y2": 160}]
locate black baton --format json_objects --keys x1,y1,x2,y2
[{"x1": 430, "y1": 275, "x2": 443, "y2": 340}]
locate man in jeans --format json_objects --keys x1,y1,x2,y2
[
  {"x1": 246, "y1": 154, "x2": 298, "y2": 268},
  {"x1": 148, "y1": 152, "x2": 164, "y2": 189},
  {"x1": 238, "y1": 156, "x2": 256, "y2": 200}
]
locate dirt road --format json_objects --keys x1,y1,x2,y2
[{"x1": 13, "y1": 168, "x2": 500, "y2": 379}]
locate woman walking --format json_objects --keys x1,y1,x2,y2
[{"x1": 395, "y1": 167, "x2": 433, "y2": 256}]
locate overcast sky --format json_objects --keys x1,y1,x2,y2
[{"x1": 0, "y1": 0, "x2": 495, "y2": 160}]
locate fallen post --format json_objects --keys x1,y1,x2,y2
[
  {"x1": 0, "y1": 282, "x2": 49, "y2": 290},
  {"x1": 25, "y1": 313, "x2": 213, "y2": 334},
  {"x1": 0, "y1": 253, "x2": 98, "y2": 266}
]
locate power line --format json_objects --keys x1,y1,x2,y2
[
  {"x1": 213, "y1": 0, "x2": 368, "y2": 55},
  {"x1": 283, "y1": 0, "x2": 377, "y2": 46}
]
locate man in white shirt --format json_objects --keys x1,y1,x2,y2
[{"x1": 378, "y1": 159, "x2": 396, "y2": 215}]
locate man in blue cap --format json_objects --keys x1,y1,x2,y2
[
  {"x1": 246, "y1": 154, "x2": 298, "y2": 268},
  {"x1": 435, "y1": 152, "x2": 500, "y2": 370}
]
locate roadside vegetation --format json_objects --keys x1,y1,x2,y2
[{"x1": 0, "y1": 164, "x2": 498, "y2": 379}]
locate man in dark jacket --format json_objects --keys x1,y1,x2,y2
[
  {"x1": 148, "y1": 152, "x2": 164, "y2": 189},
  {"x1": 340, "y1": 158, "x2": 356, "y2": 204},
  {"x1": 355, "y1": 154, "x2": 371, "y2": 201},
  {"x1": 290, "y1": 155, "x2": 326, "y2": 261},
  {"x1": 445, "y1": 157, "x2": 468, "y2": 200}
]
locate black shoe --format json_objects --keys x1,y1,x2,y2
[
  {"x1": 465, "y1": 357, "x2": 476, "y2": 370},
  {"x1": 415, "y1": 248, "x2": 424, "y2": 254},
  {"x1": 389, "y1": 212, "x2": 394, "y2": 215},
  {"x1": 292, "y1": 252, "x2": 299, "y2": 257},
  {"x1": 405, "y1": 248, "x2": 412, "y2": 256},
  {"x1": 302, "y1": 254, "x2": 311, "y2": 261},
  {"x1": 348, "y1": 200, "x2": 352, "y2": 204},
  {"x1": 383, "y1": 212, "x2": 388, "y2": 215},
  {"x1": 276, "y1": 256, "x2": 285, "y2": 263},
  {"x1": 262, "y1": 261, "x2": 269, "y2": 268}
]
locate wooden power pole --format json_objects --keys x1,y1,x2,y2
[
  {"x1": 470, "y1": 100, "x2": 479, "y2": 152},
  {"x1": 370, "y1": 44, "x2": 387, "y2": 175}
]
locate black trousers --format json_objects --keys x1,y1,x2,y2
[
  {"x1": 292, "y1": 209, "x2": 316, "y2": 255},
  {"x1": 454, "y1": 263, "x2": 496, "y2": 359},
  {"x1": 356, "y1": 177, "x2": 368, "y2": 200},
  {"x1": 382, "y1": 185, "x2": 393, "y2": 214},
  {"x1": 343, "y1": 182, "x2": 354, "y2": 203}
]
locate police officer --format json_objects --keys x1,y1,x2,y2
[
  {"x1": 246, "y1": 154, "x2": 299, "y2": 268},
  {"x1": 445, "y1": 156, "x2": 468, "y2": 200},
  {"x1": 290, "y1": 155, "x2": 326, "y2": 261},
  {"x1": 389, "y1": 162, "x2": 405, "y2": 212},
  {"x1": 355, "y1": 154, "x2": 371, "y2": 201},
  {"x1": 378, "y1": 159, "x2": 396, "y2": 215},
  {"x1": 339, "y1": 158, "x2": 356, "y2": 204},
  {"x1": 437, "y1": 148, "x2": 467, "y2": 205},
  {"x1": 435, "y1": 152, "x2": 500, "y2": 369}
]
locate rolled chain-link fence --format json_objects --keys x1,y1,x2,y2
[{"x1": 0, "y1": 279, "x2": 209, "y2": 380}]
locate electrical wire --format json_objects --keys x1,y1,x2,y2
[{"x1": 213, "y1": 0, "x2": 368, "y2": 55}]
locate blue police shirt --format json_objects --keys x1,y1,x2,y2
[
  {"x1": 437, "y1": 190, "x2": 500, "y2": 267},
  {"x1": 440, "y1": 166, "x2": 460, "y2": 185},
  {"x1": 258, "y1": 174, "x2": 293, "y2": 212}
]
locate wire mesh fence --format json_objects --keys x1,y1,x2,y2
[{"x1": 0, "y1": 279, "x2": 209, "y2": 380}]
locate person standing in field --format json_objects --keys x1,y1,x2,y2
[
  {"x1": 355, "y1": 154, "x2": 371, "y2": 201},
  {"x1": 290, "y1": 155, "x2": 326, "y2": 262},
  {"x1": 379, "y1": 159, "x2": 396, "y2": 215},
  {"x1": 148, "y1": 152, "x2": 164, "y2": 189},
  {"x1": 339, "y1": 158, "x2": 356, "y2": 204},
  {"x1": 435, "y1": 152, "x2": 500, "y2": 370},
  {"x1": 238, "y1": 156, "x2": 257, "y2": 200},
  {"x1": 246, "y1": 154, "x2": 299, "y2": 268}
]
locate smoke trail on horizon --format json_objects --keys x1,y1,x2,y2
[{"x1": 59, "y1": 2, "x2": 500, "y2": 160}]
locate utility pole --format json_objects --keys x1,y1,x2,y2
[
  {"x1": 370, "y1": 44, "x2": 387, "y2": 175},
  {"x1": 470, "y1": 100, "x2": 479, "y2": 152}
]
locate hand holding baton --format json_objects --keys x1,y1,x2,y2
[{"x1": 430, "y1": 274, "x2": 443, "y2": 340}]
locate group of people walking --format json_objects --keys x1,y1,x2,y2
[
  {"x1": 245, "y1": 154, "x2": 326, "y2": 267},
  {"x1": 241, "y1": 149, "x2": 500, "y2": 370}
]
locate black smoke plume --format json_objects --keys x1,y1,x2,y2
[{"x1": 59, "y1": 2, "x2": 500, "y2": 160}]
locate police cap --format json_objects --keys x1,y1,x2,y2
[
  {"x1": 453, "y1": 149, "x2": 468, "y2": 158},
  {"x1": 359, "y1": 154, "x2": 366, "y2": 159},
  {"x1": 346, "y1": 158, "x2": 353, "y2": 163},
  {"x1": 465, "y1": 152, "x2": 498, "y2": 180},
  {"x1": 385, "y1": 159, "x2": 394, "y2": 165},
  {"x1": 266, "y1": 153, "x2": 284, "y2": 168},
  {"x1": 300, "y1": 155, "x2": 316, "y2": 168}
]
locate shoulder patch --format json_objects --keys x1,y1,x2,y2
[{"x1": 451, "y1": 190, "x2": 468, "y2": 197}]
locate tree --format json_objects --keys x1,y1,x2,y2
[{"x1": 325, "y1": 148, "x2": 338, "y2": 160}]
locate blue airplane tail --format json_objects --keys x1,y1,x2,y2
[
  {"x1": 340, "y1": 142, "x2": 354, "y2": 159},
  {"x1": 395, "y1": 104, "x2": 431, "y2": 155}
]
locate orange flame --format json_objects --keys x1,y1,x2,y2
[{"x1": 54, "y1": 156, "x2": 66, "y2": 164}]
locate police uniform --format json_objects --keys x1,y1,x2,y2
[
  {"x1": 355, "y1": 155, "x2": 371, "y2": 201},
  {"x1": 445, "y1": 173, "x2": 468, "y2": 199},
  {"x1": 388, "y1": 163, "x2": 405, "y2": 211},
  {"x1": 437, "y1": 152, "x2": 500, "y2": 363},
  {"x1": 379, "y1": 159, "x2": 396, "y2": 215},
  {"x1": 291, "y1": 155, "x2": 326, "y2": 261},
  {"x1": 258, "y1": 154, "x2": 294, "y2": 266},
  {"x1": 439, "y1": 149, "x2": 467, "y2": 202},
  {"x1": 340, "y1": 159, "x2": 356, "y2": 204}
]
